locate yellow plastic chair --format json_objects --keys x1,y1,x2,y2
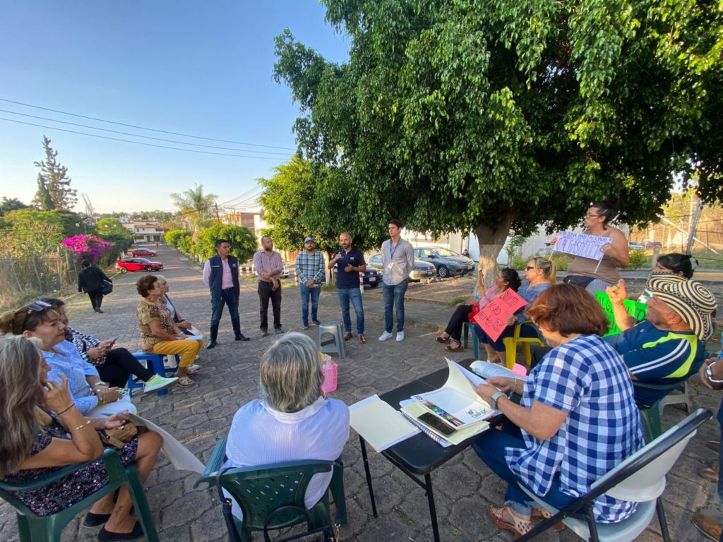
[{"x1": 502, "y1": 323, "x2": 544, "y2": 369}]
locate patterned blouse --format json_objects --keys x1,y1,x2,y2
[
  {"x1": 137, "y1": 297, "x2": 175, "y2": 352},
  {"x1": 67, "y1": 327, "x2": 106, "y2": 366}
]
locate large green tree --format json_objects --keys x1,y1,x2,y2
[
  {"x1": 0, "y1": 209, "x2": 65, "y2": 256},
  {"x1": 0, "y1": 197, "x2": 28, "y2": 217},
  {"x1": 33, "y1": 136, "x2": 77, "y2": 211},
  {"x1": 274, "y1": 0, "x2": 722, "y2": 280},
  {"x1": 193, "y1": 223, "x2": 257, "y2": 262},
  {"x1": 170, "y1": 183, "x2": 218, "y2": 233},
  {"x1": 258, "y1": 155, "x2": 387, "y2": 254}
]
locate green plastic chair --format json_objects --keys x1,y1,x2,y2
[
  {"x1": 0, "y1": 448, "x2": 158, "y2": 542},
  {"x1": 195, "y1": 438, "x2": 347, "y2": 542},
  {"x1": 462, "y1": 322, "x2": 481, "y2": 359}
]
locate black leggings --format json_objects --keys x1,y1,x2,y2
[
  {"x1": 444, "y1": 304, "x2": 472, "y2": 341},
  {"x1": 97, "y1": 348, "x2": 153, "y2": 388},
  {"x1": 87, "y1": 289, "x2": 103, "y2": 310}
]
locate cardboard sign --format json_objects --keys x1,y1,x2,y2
[
  {"x1": 473, "y1": 289, "x2": 527, "y2": 342},
  {"x1": 554, "y1": 231, "x2": 610, "y2": 261},
  {"x1": 594, "y1": 291, "x2": 648, "y2": 336}
]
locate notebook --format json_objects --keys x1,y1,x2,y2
[
  {"x1": 349, "y1": 394, "x2": 420, "y2": 452},
  {"x1": 400, "y1": 400, "x2": 489, "y2": 446},
  {"x1": 470, "y1": 360, "x2": 527, "y2": 381}
]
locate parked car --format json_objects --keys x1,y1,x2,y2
[
  {"x1": 366, "y1": 253, "x2": 436, "y2": 282},
  {"x1": 628, "y1": 242, "x2": 645, "y2": 250},
  {"x1": 413, "y1": 247, "x2": 475, "y2": 278},
  {"x1": 644, "y1": 241, "x2": 662, "y2": 250},
  {"x1": 116, "y1": 258, "x2": 164, "y2": 273},
  {"x1": 332, "y1": 266, "x2": 381, "y2": 287},
  {"x1": 130, "y1": 247, "x2": 157, "y2": 257}
]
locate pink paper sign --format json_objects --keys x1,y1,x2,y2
[{"x1": 473, "y1": 289, "x2": 527, "y2": 342}]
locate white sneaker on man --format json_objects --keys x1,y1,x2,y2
[
  {"x1": 378, "y1": 331, "x2": 393, "y2": 342},
  {"x1": 143, "y1": 375, "x2": 178, "y2": 393},
  {"x1": 396, "y1": 331, "x2": 405, "y2": 342}
]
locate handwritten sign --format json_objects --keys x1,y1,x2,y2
[
  {"x1": 554, "y1": 231, "x2": 609, "y2": 261},
  {"x1": 594, "y1": 291, "x2": 648, "y2": 336},
  {"x1": 473, "y1": 289, "x2": 527, "y2": 342}
]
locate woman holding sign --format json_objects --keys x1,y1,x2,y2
[
  {"x1": 564, "y1": 201, "x2": 629, "y2": 294},
  {"x1": 473, "y1": 258, "x2": 555, "y2": 363}
]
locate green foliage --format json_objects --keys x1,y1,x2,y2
[
  {"x1": 193, "y1": 223, "x2": 257, "y2": 262},
  {"x1": 628, "y1": 249, "x2": 649, "y2": 269},
  {"x1": 274, "y1": 0, "x2": 723, "y2": 279},
  {"x1": 259, "y1": 155, "x2": 387, "y2": 254},
  {"x1": 95, "y1": 218, "x2": 134, "y2": 259},
  {"x1": 550, "y1": 253, "x2": 571, "y2": 272},
  {"x1": 33, "y1": 136, "x2": 77, "y2": 211},
  {"x1": 510, "y1": 254, "x2": 527, "y2": 270},
  {"x1": 0, "y1": 209, "x2": 65, "y2": 256},
  {"x1": 170, "y1": 184, "x2": 218, "y2": 231},
  {"x1": 164, "y1": 229, "x2": 191, "y2": 247},
  {"x1": 0, "y1": 197, "x2": 28, "y2": 217}
]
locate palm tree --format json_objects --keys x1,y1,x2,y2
[{"x1": 170, "y1": 184, "x2": 218, "y2": 234}]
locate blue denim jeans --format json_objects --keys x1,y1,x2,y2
[
  {"x1": 383, "y1": 280, "x2": 408, "y2": 333},
  {"x1": 338, "y1": 287, "x2": 365, "y2": 335},
  {"x1": 210, "y1": 288, "x2": 241, "y2": 341},
  {"x1": 299, "y1": 283, "x2": 321, "y2": 326},
  {"x1": 473, "y1": 428, "x2": 576, "y2": 516}
]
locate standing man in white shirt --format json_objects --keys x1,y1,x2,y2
[{"x1": 379, "y1": 219, "x2": 414, "y2": 342}]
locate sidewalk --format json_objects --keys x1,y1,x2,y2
[{"x1": 1, "y1": 244, "x2": 720, "y2": 541}]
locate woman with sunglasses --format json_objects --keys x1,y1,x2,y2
[
  {"x1": 436, "y1": 268, "x2": 521, "y2": 354},
  {"x1": 0, "y1": 335, "x2": 162, "y2": 540},
  {"x1": 564, "y1": 201, "x2": 630, "y2": 294},
  {"x1": 0, "y1": 301, "x2": 135, "y2": 416},
  {"x1": 473, "y1": 258, "x2": 555, "y2": 364}
]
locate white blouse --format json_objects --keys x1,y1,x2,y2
[{"x1": 225, "y1": 396, "x2": 349, "y2": 518}]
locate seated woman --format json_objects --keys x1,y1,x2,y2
[
  {"x1": 155, "y1": 275, "x2": 198, "y2": 336},
  {"x1": 636, "y1": 253, "x2": 696, "y2": 303},
  {"x1": 437, "y1": 268, "x2": 521, "y2": 354},
  {"x1": 563, "y1": 201, "x2": 629, "y2": 294},
  {"x1": 473, "y1": 285, "x2": 644, "y2": 537},
  {"x1": 473, "y1": 258, "x2": 555, "y2": 364},
  {"x1": 41, "y1": 298, "x2": 177, "y2": 394},
  {"x1": 0, "y1": 335, "x2": 162, "y2": 540},
  {"x1": 225, "y1": 332, "x2": 349, "y2": 519},
  {"x1": 136, "y1": 275, "x2": 202, "y2": 387},
  {"x1": 0, "y1": 301, "x2": 135, "y2": 416}
]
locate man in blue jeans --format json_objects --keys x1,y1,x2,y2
[
  {"x1": 379, "y1": 219, "x2": 414, "y2": 342},
  {"x1": 295, "y1": 236, "x2": 325, "y2": 329},
  {"x1": 329, "y1": 232, "x2": 367, "y2": 343}
]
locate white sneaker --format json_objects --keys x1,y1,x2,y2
[
  {"x1": 186, "y1": 364, "x2": 200, "y2": 375},
  {"x1": 143, "y1": 375, "x2": 178, "y2": 393},
  {"x1": 378, "y1": 331, "x2": 393, "y2": 342},
  {"x1": 396, "y1": 331, "x2": 405, "y2": 342}
]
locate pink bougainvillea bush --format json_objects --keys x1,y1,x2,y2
[{"x1": 61, "y1": 235, "x2": 113, "y2": 262}]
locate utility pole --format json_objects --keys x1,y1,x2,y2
[{"x1": 685, "y1": 195, "x2": 703, "y2": 254}]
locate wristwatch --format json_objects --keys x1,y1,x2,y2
[
  {"x1": 490, "y1": 390, "x2": 506, "y2": 409},
  {"x1": 705, "y1": 363, "x2": 723, "y2": 385}
]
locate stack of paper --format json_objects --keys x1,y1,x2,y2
[{"x1": 349, "y1": 394, "x2": 420, "y2": 452}]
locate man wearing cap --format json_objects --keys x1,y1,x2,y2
[
  {"x1": 605, "y1": 274, "x2": 717, "y2": 407},
  {"x1": 295, "y1": 236, "x2": 326, "y2": 329}
]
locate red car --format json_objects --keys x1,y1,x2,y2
[
  {"x1": 131, "y1": 247, "x2": 157, "y2": 257},
  {"x1": 116, "y1": 258, "x2": 164, "y2": 273}
]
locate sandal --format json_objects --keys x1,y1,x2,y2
[
  {"x1": 489, "y1": 505, "x2": 532, "y2": 537},
  {"x1": 176, "y1": 376, "x2": 195, "y2": 386},
  {"x1": 359, "y1": 335, "x2": 367, "y2": 344},
  {"x1": 343, "y1": 332, "x2": 353, "y2": 341},
  {"x1": 435, "y1": 336, "x2": 450, "y2": 344},
  {"x1": 446, "y1": 343, "x2": 464, "y2": 353},
  {"x1": 532, "y1": 507, "x2": 565, "y2": 532}
]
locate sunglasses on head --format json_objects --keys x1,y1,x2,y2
[{"x1": 26, "y1": 300, "x2": 52, "y2": 312}]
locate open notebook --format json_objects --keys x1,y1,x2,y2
[{"x1": 349, "y1": 394, "x2": 420, "y2": 452}]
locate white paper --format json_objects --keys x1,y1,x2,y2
[
  {"x1": 349, "y1": 394, "x2": 420, "y2": 452},
  {"x1": 554, "y1": 231, "x2": 609, "y2": 261},
  {"x1": 129, "y1": 414, "x2": 205, "y2": 473},
  {"x1": 470, "y1": 360, "x2": 527, "y2": 382}
]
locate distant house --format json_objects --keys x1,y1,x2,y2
[{"x1": 123, "y1": 221, "x2": 165, "y2": 244}]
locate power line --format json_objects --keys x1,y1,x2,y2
[
  {"x1": 0, "y1": 97, "x2": 296, "y2": 151},
  {"x1": 0, "y1": 117, "x2": 285, "y2": 160},
  {"x1": 217, "y1": 187, "x2": 262, "y2": 206},
  {"x1": 0, "y1": 108, "x2": 292, "y2": 156}
]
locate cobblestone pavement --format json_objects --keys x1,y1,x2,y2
[{"x1": 1, "y1": 245, "x2": 721, "y2": 542}]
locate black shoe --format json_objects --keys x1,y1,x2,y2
[
  {"x1": 206, "y1": 340, "x2": 217, "y2": 350},
  {"x1": 235, "y1": 334, "x2": 250, "y2": 342},
  {"x1": 97, "y1": 309, "x2": 104, "y2": 313},
  {"x1": 274, "y1": 327, "x2": 283, "y2": 335},
  {"x1": 261, "y1": 329, "x2": 269, "y2": 337},
  {"x1": 312, "y1": 320, "x2": 321, "y2": 326},
  {"x1": 98, "y1": 521, "x2": 144, "y2": 541},
  {"x1": 84, "y1": 512, "x2": 111, "y2": 527}
]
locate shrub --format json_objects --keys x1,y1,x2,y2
[
  {"x1": 628, "y1": 249, "x2": 649, "y2": 269},
  {"x1": 165, "y1": 229, "x2": 190, "y2": 247}
]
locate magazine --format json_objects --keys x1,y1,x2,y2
[{"x1": 470, "y1": 360, "x2": 527, "y2": 382}]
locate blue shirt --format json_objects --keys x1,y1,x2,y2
[
  {"x1": 334, "y1": 248, "x2": 366, "y2": 289},
  {"x1": 605, "y1": 320, "x2": 705, "y2": 407},
  {"x1": 506, "y1": 334, "x2": 644, "y2": 523},
  {"x1": 515, "y1": 281, "x2": 551, "y2": 323},
  {"x1": 44, "y1": 340, "x2": 100, "y2": 414}
]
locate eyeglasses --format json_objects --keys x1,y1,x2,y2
[
  {"x1": 585, "y1": 213, "x2": 602, "y2": 218},
  {"x1": 525, "y1": 266, "x2": 536, "y2": 270}
]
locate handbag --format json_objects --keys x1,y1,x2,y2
[
  {"x1": 99, "y1": 422, "x2": 138, "y2": 448},
  {"x1": 101, "y1": 279, "x2": 113, "y2": 295}
]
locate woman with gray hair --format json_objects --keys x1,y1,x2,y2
[{"x1": 224, "y1": 332, "x2": 349, "y2": 519}]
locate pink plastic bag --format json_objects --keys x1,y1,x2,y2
[
  {"x1": 512, "y1": 363, "x2": 528, "y2": 377},
  {"x1": 321, "y1": 355, "x2": 338, "y2": 394}
]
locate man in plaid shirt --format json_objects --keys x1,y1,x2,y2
[{"x1": 295, "y1": 237, "x2": 326, "y2": 329}]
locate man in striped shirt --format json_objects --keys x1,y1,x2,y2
[
  {"x1": 605, "y1": 274, "x2": 716, "y2": 407},
  {"x1": 295, "y1": 237, "x2": 326, "y2": 329}
]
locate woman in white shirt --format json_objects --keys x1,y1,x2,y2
[{"x1": 225, "y1": 332, "x2": 349, "y2": 518}]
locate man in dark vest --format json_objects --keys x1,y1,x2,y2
[{"x1": 202, "y1": 239, "x2": 250, "y2": 349}]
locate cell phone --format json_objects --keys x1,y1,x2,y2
[
  {"x1": 108, "y1": 337, "x2": 119, "y2": 344},
  {"x1": 417, "y1": 412, "x2": 456, "y2": 436}
]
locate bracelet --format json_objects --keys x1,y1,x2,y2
[
  {"x1": 73, "y1": 419, "x2": 92, "y2": 431},
  {"x1": 55, "y1": 403, "x2": 74, "y2": 416},
  {"x1": 705, "y1": 364, "x2": 723, "y2": 384}
]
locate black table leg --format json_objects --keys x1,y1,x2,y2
[
  {"x1": 359, "y1": 436, "x2": 378, "y2": 517},
  {"x1": 424, "y1": 473, "x2": 440, "y2": 542}
]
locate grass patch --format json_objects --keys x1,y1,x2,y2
[{"x1": 449, "y1": 296, "x2": 467, "y2": 306}]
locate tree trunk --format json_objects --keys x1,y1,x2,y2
[{"x1": 475, "y1": 213, "x2": 515, "y2": 288}]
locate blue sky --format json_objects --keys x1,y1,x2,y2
[{"x1": 0, "y1": 1, "x2": 349, "y2": 213}]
